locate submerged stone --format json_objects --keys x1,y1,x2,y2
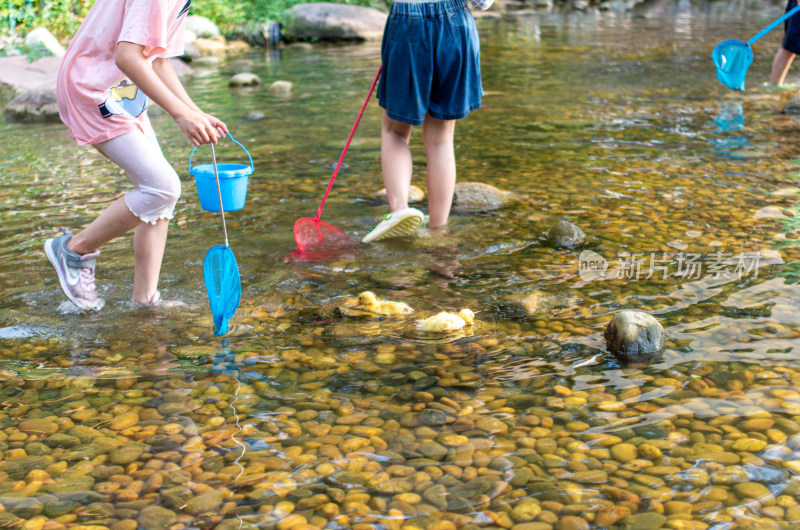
[
  {"x1": 452, "y1": 181, "x2": 516, "y2": 212},
  {"x1": 604, "y1": 310, "x2": 666, "y2": 363},
  {"x1": 622, "y1": 512, "x2": 667, "y2": 530},
  {"x1": 138, "y1": 505, "x2": 178, "y2": 530},
  {"x1": 229, "y1": 72, "x2": 261, "y2": 87},
  {"x1": 548, "y1": 220, "x2": 585, "y2": 247},
  {"x1": 184, "y1": 490, "x2": 224, "y2": 515},
  {"x1": 270, "y1": 80, "x2": 293, "y2": 95}
]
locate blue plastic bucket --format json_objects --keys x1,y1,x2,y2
[{"x1": 189, "y1": 134, "x2": 254, "y2": 212}]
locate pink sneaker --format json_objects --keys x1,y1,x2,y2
[{"x1": 44, "y1": 229, "x2": 100, "y2": 310}]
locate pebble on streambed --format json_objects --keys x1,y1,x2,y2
[
  {"x1": 269, "y1": 81, "x2": 293, "y2": 95},
  {"x1": 228, "y1": 72, "x2": 261, "y2": 87},
  {"x1": 3, "y1": 329, "x2": 800, "y2": 530},
  {"x1": 548, "y1": 220, "x2": 586, "y2": 247}
]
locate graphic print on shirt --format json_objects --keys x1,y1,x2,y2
[
  {"x1": 178, "y1": 0, "x2": 191, "y2": 18},
  {"x1": 98, "y1": 80, "x2": 147, "y2": 119}
]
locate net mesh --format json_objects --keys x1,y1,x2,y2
[
  {"x1": 204, "y1": 245, "x2": 241, "y2": 336},
  {"x1": 294, "y1": 218, "x2": 355, "y2": 253},
  {"x1": 712, "y1": 40, "x2": 753, "y2": 91}
]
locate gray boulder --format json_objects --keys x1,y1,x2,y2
[
  {"x1": 0, "y1": 56, "x2": 61, "y2": 94},
  {"x1": 452, "y1": 182, "x2": 515, "y2": 212},
  {"x1": 185, "y1": 15, "x2": 220, "y2": 38},
  {"x1": 548, "y1": 220, "x2": 585, "y2": 247},
  {"x1": 785, "y1": 96, "x2": 800, "y2": 114},
  {"x1": 604, "y1": 310, "x2": 666, "y2": 364},
  {"x1": 286, "y1": 3, "x2": 387, "y2": 41},
  {"x1": 25, "y1": 28, "x2": 65, "y2": 57},
  {"x1": 4, "y1": 86, "x2": 59, "y2": 123}
]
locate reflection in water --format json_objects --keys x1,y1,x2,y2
[
  {"x1": 714, "y1": 101, "x2": 745, "y2": 133},
  {"x1": 211, "y1": 343, "x2": 249, "y2": 483},
  {"x1": 711, "y1": 100, "x2": 751, "y2": 156}
]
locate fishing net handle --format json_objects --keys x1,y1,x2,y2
[
  {"x1": 210, "y1": 143, "x2": 229, "y2": 247},
  {"x1": 315, "y1": 65, "x2": 383, "y2": 220},
  {"x1": 748, "y1": 3, "x2": 800, "y2": 45}
]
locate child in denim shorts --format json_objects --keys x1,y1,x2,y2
[
  {"x1": 771, "y1": 0, "x2": 800, "y2": 86},
  {"x1": 362, "y1": 0, "x2": 492, "y2": 243}
]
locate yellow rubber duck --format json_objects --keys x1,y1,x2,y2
[
  {"x1": 355, "y1": 291, "x2": 414, "y2": 316},
  {"x1": 416, "y1": 308, "x2": 475, "y2": 332}
]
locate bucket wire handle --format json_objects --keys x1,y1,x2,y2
[
  {"x1": 189, "y1": 133, "x2": 253, "y2": 174},
  {"x1": 210, "y1": 143, "x2": 229, "y2": 247}
]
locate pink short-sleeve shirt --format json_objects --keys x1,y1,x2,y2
[{"x1": 56, "y1": 0, "x2": 190, "y2": 145}]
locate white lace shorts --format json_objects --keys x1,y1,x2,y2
[{"x1": 94, "y1": 121, "x2": 181, "y2": 224}]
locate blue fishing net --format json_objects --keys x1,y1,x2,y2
[
  {"x1": 203, "y1": 244, "x2": 241, "y2": 336},
  {"x1": 712, "y1": 40, "x2": 753, "y2": 91}
]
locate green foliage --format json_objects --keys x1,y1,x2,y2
[
  {"x1": 0, "y1": 0, "x2": 37, "y2": 33},
  {"x1": 2, "y1": 0, "x2": 92, "y2": 41},
  {"x1": 2, "y1": 0, "x2": 389, "y2": 43},
  {"x1": 0, "y1": 32, "x2": 23, "y2": 57},
  {"x1": 190, "y1": 0, "x2": 249, "y2": 33},
  {"x1": 191, "y1": 0, "x2": 388, "y2": 30}
]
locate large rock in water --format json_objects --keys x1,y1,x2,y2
[
  {"x1": 604, "y1": 310, "x2": 666, "y2": 364},
  {"x1": 548, "y1": 220, "x2": 585, "y2": 247},
  {"x1": 4, "y1": 87, "x2": 59, "y2": 123},
  {"x1": 285, "y1": 3, "x2": 387, "y2": 41},
  {"x1": 229, "y1": 73, "x2": 261, "y2": 87},
  {"x1": 452, "y1": 182, "x2": 515, "y2": 212},
  {"x1": 0, "y1": 56, "x2": 61, "y2": 94}
]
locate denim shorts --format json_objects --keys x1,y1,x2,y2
[
  {"x1": 785, "y1": 0, "x2": 800, "y2": 54},
  {"x1": 378, "y1": 0, "x2": 483, "y2": 125}
]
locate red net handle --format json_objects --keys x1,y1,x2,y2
[{"x1": 315, "y1": 65, "x2": 383, "y2": 220}]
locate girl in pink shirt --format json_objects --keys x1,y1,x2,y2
[{"x1": 46, "y1": 0, "x2": 227, "y2": 309}]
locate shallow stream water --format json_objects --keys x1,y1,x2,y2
[{"x1": 2, "y1": 1, "x2": 800, "y2": 528}]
